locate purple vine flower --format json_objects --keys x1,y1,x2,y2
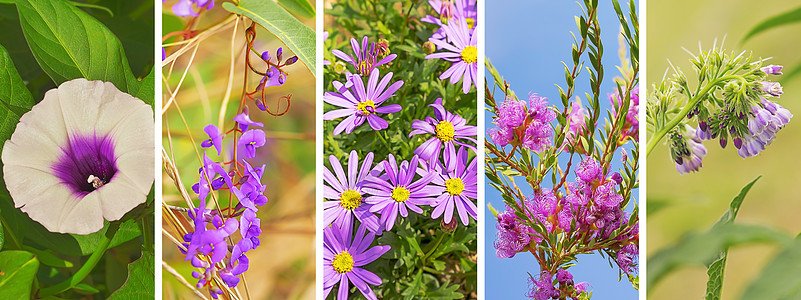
[{"x1": 170, "y1": 0, "x2": 214, "y2": 17}]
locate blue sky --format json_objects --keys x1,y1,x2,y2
[{"x1": 485, "y1": 0, "x2": 639, "y2": 299}]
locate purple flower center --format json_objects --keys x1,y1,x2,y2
[{"x1": 52, "y1": 135, "x2": 118, "y2": 196}]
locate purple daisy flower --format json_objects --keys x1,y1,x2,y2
[
  {"x1": 2, "y1": 79, "x2": 154, "y2": 234},
  {"x1": 323, "y1": 223, "x2": 390, "y2": 300},
  {"x1": 425, "y1": 19, "x2": 478, "y2": 94},
  {"x1": 421, "y1": 0, "x2": 478, "y2": 40},
  {"x1": 423, "y1": 146, "x2": 478, "y2": 225},
  {"x1": 332, "y1": 36, "x2": 397, "y2": 76},
  {"x1": 323, "y1": 31, "x2": 331, "y2": 66},
  {"x1": 324, "y1": 150, "x2": 382, "y2": 233},
  {"x1": 409, "y1": 98, "x2": 477, "y2": 170},
  {"x1": 323, "y1": 69, "x2": 403, "y2": 135},
  {"x1": 363, "y1": 154, "x2": 439, "y2": 231}
]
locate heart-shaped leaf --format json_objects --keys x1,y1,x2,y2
[
  {"x1": 108, "y1": 249, "x2": 154, "y2": 299},
  {"x1": 0, "y1": 44, "x2": 35, "y2": 159},
  {"x1": 15, "y1": 0, "x2": 143, "y2": 96},
  {"x1": 0, "y1": 250, "x2": 40, "y2": 299}
]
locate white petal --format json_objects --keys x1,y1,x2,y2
[
  {"x1": 98, "y1": 175, "x2": 147, "y2": 221},
  {"x1": 2, "y1": 165, "x2": 60, "y2": 207},
  {"x1": 59, "y1": 191, "x2": 104, "y2": 234},
  {"x1": 97, "y1": 87, "x2": 154, "y2": 154},
  {"x1": 114, "y1": 148, "x2": 154, "y2": 194},
  {"x1": 57, "y1": 79, "x2": 108, "y2": 136}
]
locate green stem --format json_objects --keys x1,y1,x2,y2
[
  {"x1": 645, "y1": 75, "x2": 742, "y2": 157},
  {"x1": 421, "y1": 231, "x2": 447, "y2": 264},
  {"x1": 38, "y1": 222, "x2": 121, "y2": 297}
]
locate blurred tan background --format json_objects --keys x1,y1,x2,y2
[
  {"x1": 160, "y1": 5, "x2": 316, "y2": 299},
  {"x1": 647, "y1": 0, "x2": 801, "y2": 299}
]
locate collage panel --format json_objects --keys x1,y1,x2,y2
[
  {"x1": 485, "y1": 0, "x2": 639, "y2": 299},
  {"x1": 161, "y1": 0, "x2": 315, "y2": 299},
  {"x1": 322, "y1": 0, "x2": 478, "y2": 299},
  {"x1": 0, "y1": 0, "x2": 155, "y2": 298},
  {"x1": 646, "y1": 0, "x2": 801, "y2": 299}
]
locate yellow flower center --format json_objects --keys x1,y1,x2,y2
[
  {"x1": 356, "y1": 100, "x2": 376, "y2": 115},
  {"x1": 466, "y1": 18, "x2": 475, "y2": 29},
  {"x1": 332, "y1": 251, "x2": 354, "y2": 273},
  {"x1": 357, "y1": 61, "x2": 371, "y2": 75},
  {"x1": 391, "y1": 186, "x2": 411, "y2": 202},
  {"x1": 339, "y1": 189, "x2": 362, "y2": 210},
  {"x1": 445, "y1": 178, "x2": 464, "y2": 196},
  {"x1": 435, "y1": 121, "x2": 456, "y2": 142},
  {"x1": 461, "y1": 45, "x2": 477, "y2": 64}
]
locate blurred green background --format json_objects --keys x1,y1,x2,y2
[
  {"x1": 647, "y1": 0, "x2": 801, "y2": 299},
  {"x1": 160, "y1": 4, "x2": 315, "y2": 299}
]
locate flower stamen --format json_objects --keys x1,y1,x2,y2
[
  {"x1": 435, "y1": 121, "x2": 456, "y2": 142},
  {"x1": 87, "y1": 175, "x2": 105, "y2": 189},
  {"x1": 444, "y1": 178, "x2": 464, "y2": 196},
  {"x1": 391, "y1": 186, "x2": 410, "y2": 202},
  {"x1": 461, "y1": 46, "x2": 477, "y2": 64},
  {"x1": 339, "y1": 189, "x2": 362, "y2": 210},
  {"x1": 332, "y1": 251, "x2": 354, "y2": 273},
  {"x1": 356, "y1": 100, "x2": 376, "y2": 115}
]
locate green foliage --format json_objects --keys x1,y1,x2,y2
[
  {"x1": 107, "y1": 249, "x2": 154, "y2": 299},
  {"x1": 15, "y1": 0, "x2": 147, "y2": 100},
  {"x1": 0, "y1": 250, "x2": 40, "y2": 299},
  {"x1": 704, "y1": 176, "x2": 759, "y2": 300},
  {"x1": 739, "y1": 236, "x2": 801, "y2": 300},
  {"x1": 0, "y1": 0, "x2": 153, "y2": 297},
  {"x1": 224, "y1": 0, "x2": 316, "y2": 76},
  {"x1": 741, "y1": 6, "x2": 801, "y2": 44},
  {"x1": 277, "y1": 0, "x2": 315, "y2": 19}
]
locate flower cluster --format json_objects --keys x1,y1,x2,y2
[
  {"x1": 323, "y1": 102, "x2": 478, "y2": 298},
  {"x1": 489, "y1": 94, "x2": 557, "y2": 152},
  {"x1": 180, "y1": 109, "x2": 269, "y2": 298},
  {"x1": 656, "y1": 58, "x2": 792, "y2": 174},
  {"x1": 423, "y1": 0, "x2": 478, "y2": 94},
  {"x1": 611, "y1": 85, "x2": 640, "y2": 140},
  {"x1": 526, "y1": 270, "x2": 589, "y2": 300}
]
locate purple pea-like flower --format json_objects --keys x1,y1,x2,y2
[
  {"x1": 423, "y1": 146, "x2": 478, "y2": 226},
  {"x1": 201, "y1": 124, "x2": 224, "y2": 155},
  {"x1": 323, "y1": 69, "x2": 403, "y2": 135},
  {"x1": 238, "y1": 129, "x2": 266, "y2": 158},
  {"x1": 233, "y1": 107, "x2": 264, "y2": 131},
  {"x1": 409, "y1": 98, "x2": 477, "y2": 170},
  {"x1": 323, "y1": 150, "x2": 382, "y2": 233},
  {"x1": 2, "y1": 79, "x2": 154, "y2": 234},
  {"x1": 170, "y1": 0, "x2": 214, "y2": 17},
  {"x1": 425, "y1": 18, "x2": 478, "y2": 94},
  {"x1": 323, "y1": 223, "x2": 390, "y2": 300},
  {"x1": 332, "y1": 36, "x2": 397, "y2": 76},
  {"x1": 363, "y1": 154, "x2": 439, "y2": 231}
]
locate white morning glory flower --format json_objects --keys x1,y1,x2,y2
[{"x1": 2, "y1": 79, "x2": 154, "y2": 234}]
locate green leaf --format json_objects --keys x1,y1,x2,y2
[
  {"x1": 21, "y1": 246, "x2": 72, "y2": 268},
  {"x1": 741, "y1": 6, "x2": 801, "y2": 44},
  {"x1": 647, "y1": 223, "x2": 790, "y2": 293},
  {"x1": 15, "y1": 0, "x2": 141, "y2": 94},
  {"x1": 739, "y1": 237, "x2": 801, "y2": 300},
  {"x1": 128, "y1": 67, "x2": 154, "y2": 106},
  {"x1": 0, "y1": 188, "x2": 143, "y2": 256},
  {"x1": 108, "y1": 249, "x2": 154, "y2": 299},
  {"x1": 0, "y1": 250, "x2": 40, "y2": 299},
  {"x1": 0, "y1": 44, "x2": 35, "y2": 160},
  {"x1": 223, "y1": 0, "x2": 316, "y2": 76},
  {"x1": 704, "y1": 176, "x2": 760, "y2": 300},
  {"x1": 427, "y1": 281, "x2": 464, "y2": 299},
  {"x1": 277, "y1": 0, "x2": 314, "y2": 19}
]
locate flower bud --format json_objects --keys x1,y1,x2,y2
[
  {"x1": 441, "y1": 217, "x2": 457, "y2": 233},
  {"x1": 261, "y1": 51, "x2": 270, "y2": 61},
  {"x1": 285, "y1": 55, "x2": 298, "y2": 65},
  {"x1": 334, "y1": 61, "x2": 347, "y2": 74},
  {"x1": 276, "y1": 47, "x2": 283, "y2": 61},
  {"x1": 423, "y1": 41, "x2": 436, "y2": 54},
  {"x1": 376, "y1": 38, "x2": 390, "y2": 58}
]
